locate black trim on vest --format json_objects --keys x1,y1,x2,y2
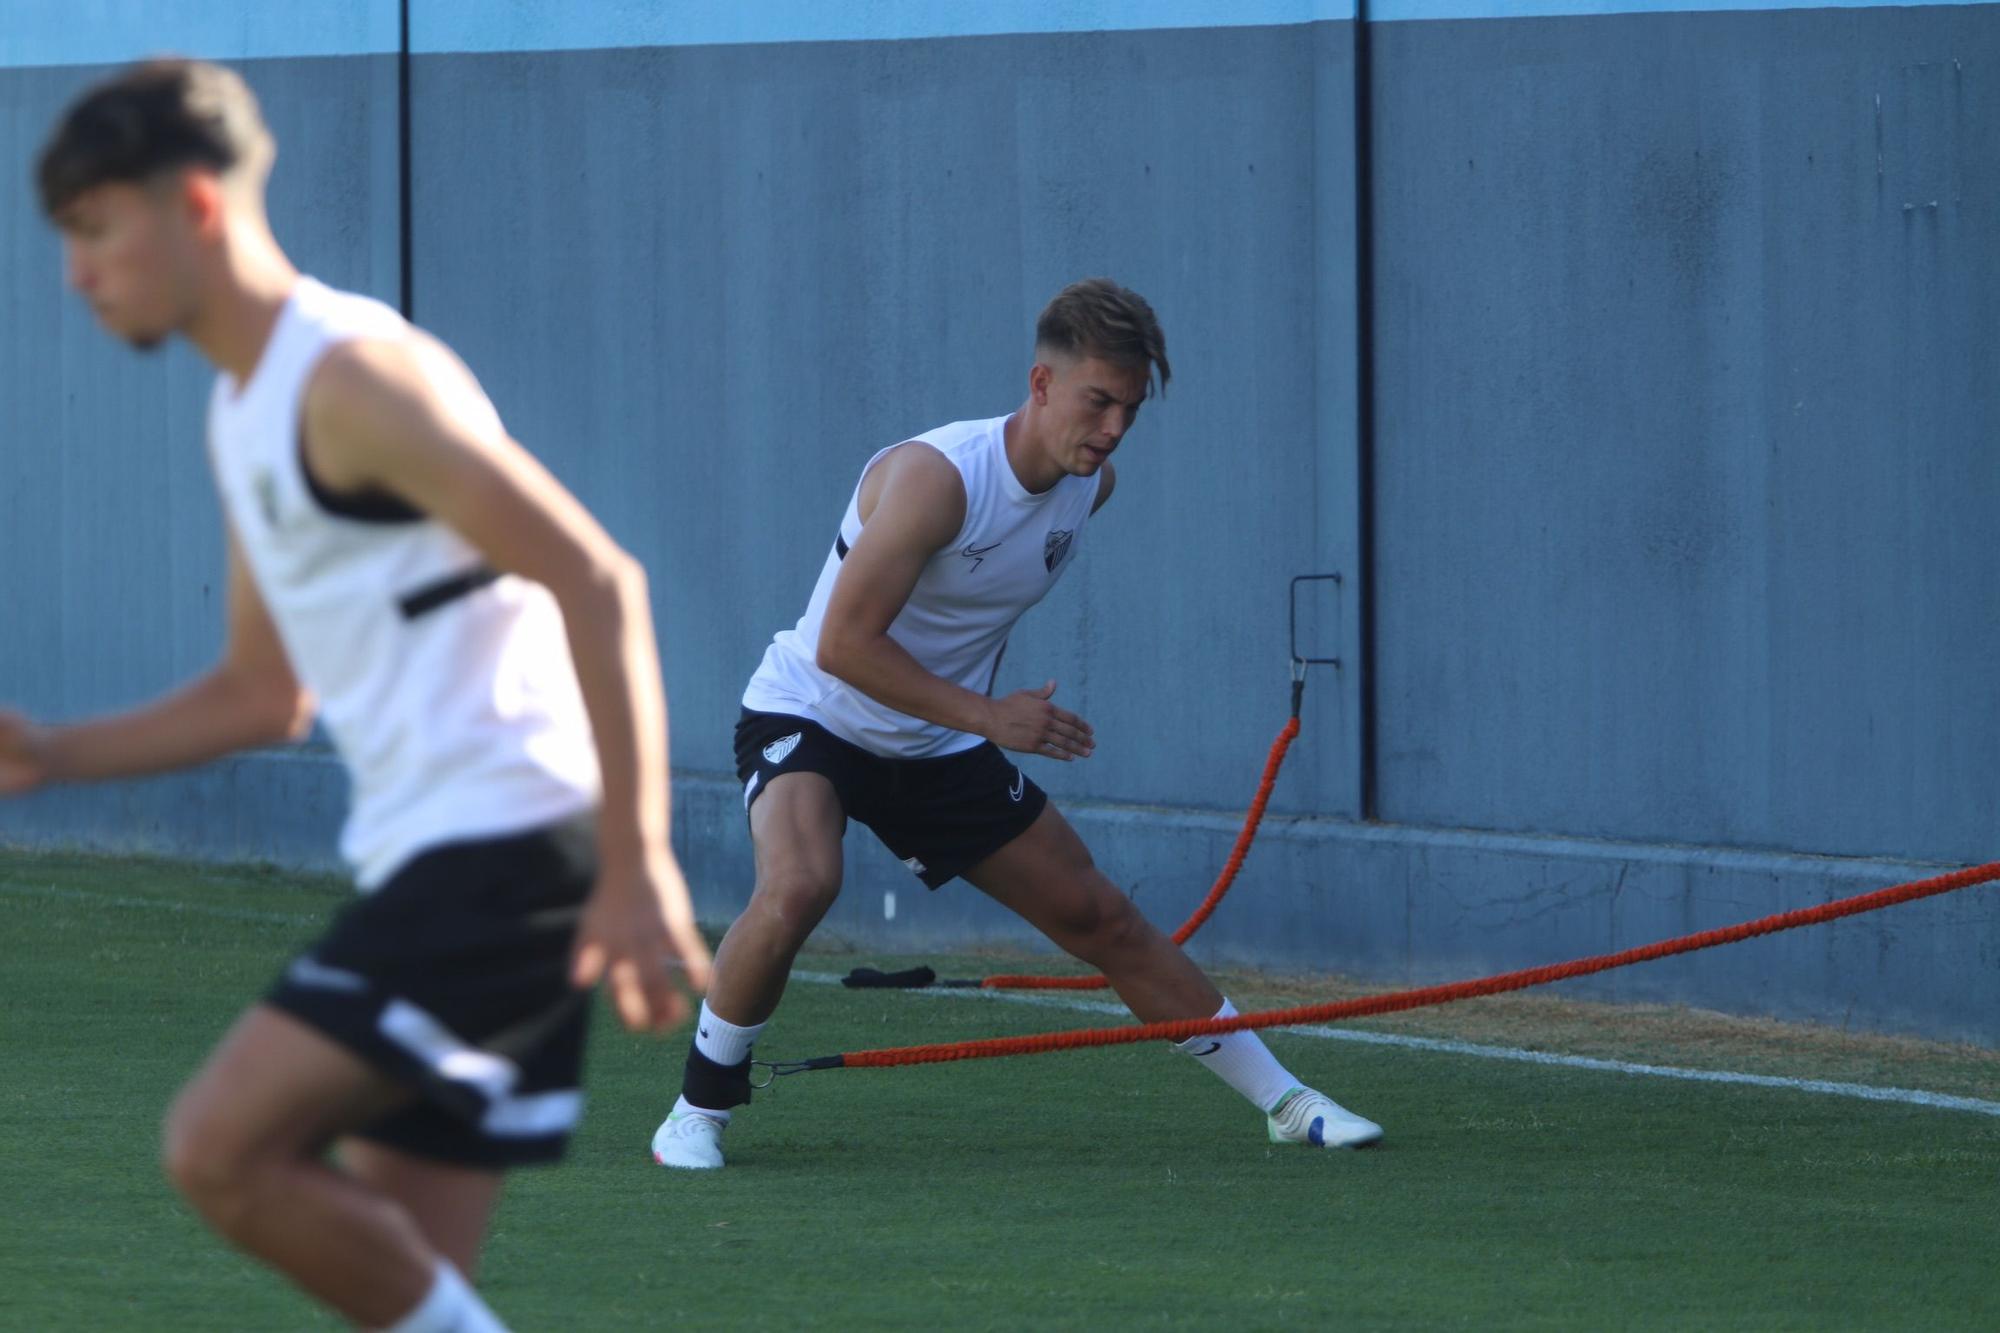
[
  {"x1": 398, "y1": 565, "x2": 501, "y2": 620},
  {"x1": 299, "y1": 428, "x2": 423, "y2": 524},
  {"x1": 681, "y1": 1044, "x2": 754, "y2": 1110},
  {"x1": 984, "y1": 639, "x2": 1009, "y2": 696}
]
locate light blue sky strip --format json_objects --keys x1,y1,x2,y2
[
  {"x1": 0, "y1": 0, "x2": 397, "y2": 70},
  {"x1": 415, "y1": 0, "x2": 1996, "y2": 52},
  {"x1": 411, "y1": 0, "x2": 1354, "y2": 54},
  {"x1": 5, "y1": 0, "x2": 1994, "y2": 67},
  {"x1": 1374, "y1": 0, "x2": 1993, "y2": 19}
]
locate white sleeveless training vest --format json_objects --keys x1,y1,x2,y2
[
  {"x1": 207, "y1": 277, "x2": 600, "y2": 889},
  {"x1": 743, "y1": 414, "x2": 1100, "y2": 758}
]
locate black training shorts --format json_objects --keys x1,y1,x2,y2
[
  {"x1": 734, "y1": 709, "x2": 1047, "y2": 888},
  {"x1": 264, "y1": 815, "x2": 597, "y2": 1169}
]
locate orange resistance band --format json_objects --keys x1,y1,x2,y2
[
  {"x1": 779, "y1": 859, "x2": 1997, "y2": 1073},
  {"x1": 978, "y1": 714, "x2": 1303, "y2": 991}
]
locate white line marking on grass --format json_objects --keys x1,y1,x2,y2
[
  {"x1": 7, "y1": 877, "x2": 1990, "y2": 1118},
  {"x1": 793, "y1": 971, "x2": 2000, "y2": 1119}
]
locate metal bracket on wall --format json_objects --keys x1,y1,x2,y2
[
  {"x1": 1288, "y1": 572, "x2": 1342, "y2": 718},
  {"x1": 1289, "y1": 572, "x2": 1343, "y2": 672}
]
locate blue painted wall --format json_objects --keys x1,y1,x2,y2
[
  {"x1": 0, "y1": 54, "x2": 400, "y2": 716},
  {"x1": 0, "y1": 24, "x2": 399, "y2": 858},
  {"x1": 1369, "y1": 6, "x2": 2000, "y2": 865},
  {"x1": 404, "y1": 23, "x2": 1362, "y2": 819},
  {"x1": 0, "y1": 2, "x2": 1994, "y2": 1044}
]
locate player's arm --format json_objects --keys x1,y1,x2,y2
[
  {"x1": 815, "y1": 445, "x2": 1095, "y2": 760},
  {"x1": 0, "y1": 529, "x2": 313, "y2": 797},
  {"x1": 300, "y1": 335, "x2": 709, "y2": 1031}
]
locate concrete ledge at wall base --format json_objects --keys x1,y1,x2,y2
[
  {"x1": 1, "y1": 751, "x2": 1990, "y2": 1048},
  {"x1": 677, "y1": 775, "x2": 1999, "y2": 1049}
]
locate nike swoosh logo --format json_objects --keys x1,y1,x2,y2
[
  {"x1": 1008, "y1": 769, "x2": 1025, "y2": 802},
  {"x1": 962, "y1": 541, "x2": 1003, "y2": 572},
  {"x1": 1189, "y1": 1042, "x2": 1222, "y2": 1057}
]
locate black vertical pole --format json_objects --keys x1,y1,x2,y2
[
  {"x1": 1352, "y1": 0, "x2": 1379, "y2": 820},
  {"x1": 397, "y1": 0, "x2": 413, "y2": 319}
]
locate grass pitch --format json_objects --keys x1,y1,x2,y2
[{"x1": 1, "y1": 849, "x2": 1995, "y2": 1329}]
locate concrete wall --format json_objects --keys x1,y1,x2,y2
[
  {"x1": 1, "y1": 1, "x2": 1994, "y2": 1044},
  {"x1": 1370, "y1": 5, "x2": 2000, "y2": 867},
  {"x1": 0, "y1": 16, "x2": 399, "y2": 861},
  {"x1": 406, "y1": 22, "x2": 1363, "y2": 814}
]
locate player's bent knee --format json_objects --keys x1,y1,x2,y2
[
  {"x1": 160, "y1": 1082, "x2": 211, "y2": 1187},
  {"x1": 1056, "y1": 885, "x2": 1145, "y2": 964},
  {"x1": 161, "y1": 1097, "x2": 261, "y2": 1230},
  {"x1": 1089, "y1": 891, "x2": 1145, "y2": 953},
  {"x1": 753, "y1": 865, "x2": 842, "y2": 930}
]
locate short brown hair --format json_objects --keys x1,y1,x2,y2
[
  {"x1": 1035, "y1": 278, "x2": 1171, "y2": 393},
  {"x1": 37, "y1": 58, "x2": 273, "y2": 218}
]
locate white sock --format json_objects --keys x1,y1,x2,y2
[
  {"x1": 1173, "y1": 999, "x2": 1300, "y2": 1114},
  {"x1": 378, "y1": 1259, "x2": 508, "y2": 1333},
  {"x1": 693, "y1": 1001, "x2": 765, "y2": 1066}
]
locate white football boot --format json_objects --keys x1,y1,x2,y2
[
  {"x1": 651, "y1": 1108, "x2": 728, "y2": 1169},
  {"x1": 1267, "y1": 1087, "x2": 1383, "y2": 1149}
]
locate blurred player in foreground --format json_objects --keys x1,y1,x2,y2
[{"x1": 3, "y1": 58, "x2": 711, "y2": 1330}]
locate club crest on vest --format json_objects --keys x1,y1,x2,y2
[
  {"x1": 1043, "y1": 528, "x2": 1074, "y2": 572},
  {"x1": 762, "y1": 732, "x2": 803, "y2": 765}
]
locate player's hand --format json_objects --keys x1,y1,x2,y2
[
  {"x1": 570, "y1": 848, "x2": 714, "y2": 1033},
  {"x1": 0, "y1": 711, "x2": 53, "y2": 797},
  {"x1": 984, "y1": 681, "x2": 1094, "y2": 760}
]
